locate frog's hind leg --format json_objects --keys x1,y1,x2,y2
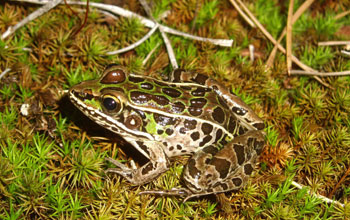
[{"x1": 182, "y1": 130, "x2": 265, "y2": 199}]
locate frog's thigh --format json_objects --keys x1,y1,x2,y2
[
  {"x1": 183, "y1": 130, "x2": 264, "y2": 194},
  {"x1": 107, "y1": 141, "x2": 170, "y2": 185}
]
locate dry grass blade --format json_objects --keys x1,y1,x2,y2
[
  {"x1": 292, "y1": 181, "x2": 345, "y2": 207},
  {"x1": 290, "y1": 70, "x2": 350, "y2": 76},
  {"x1": 318, "y1": 41, "x2": 350, "y2": 46},
  {"x1": 1, "y1": 0, "x2": 62, "y2": 39},
  {"x1": 229, "y1": 0, "x2": 255, "y2": 28},
  {"x1": 328, "y1": 166, "x2": 350, "y2": 199},
  {"x1": 286, "y1": 0, "x2": 294, "y2": 75},
  {"x1": 335, "y1": 10, "x2": 350, "y2": 20},
  {"x1": 266, "y1": 0, "x2": 315, "y2": 67},
  {"x1": 231, "y1": 0, "x2": 330, "y2": 88}
]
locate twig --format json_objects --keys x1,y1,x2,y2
[
  {"x1": 290, "y1": 70, "x2": 350, "y2": 76},
  {"x1": 105, "y1": 23, "x2": 159, "y2": 55},
  {"x1": 0, "y1": 68, "x2": 11, "y2": 80},
  {"x1": 335, "y1": 10, "x2": 350, "y2": 20},
  {"x1": 231, "y1": 0, "x2": 331, "y2": 88},
  {"x1": 292, "y1": 181, "x2": 344, "y2": 207},
  {"x1": 286, "y1": 0, "x2": 294, "y2": 75},
  {"x1": 318, "y1": 41, "x2": 350, "y2": 46},
  {"x1": 1, "y1": 0, "x2": 63, "y2": 40},
  {"x1": 142, "y1": 43, "x2": 160, "y2": 66},
  {"x1": 138, "y1": 0, "x2": 178, "y2": 69},
  {"x1": 229, "y1": 0, "x2": 255, "y2": 28},
  {"x1": 328, "y1": 166, "x2": 350, "y2": 199},
  {"x1": 266, "y1": 0, "x2": 315, "y2": 67},
  {"x1": 12, "y1": 0, "x2": 233, "y2": 47}
]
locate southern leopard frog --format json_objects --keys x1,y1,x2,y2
[{"x1": 69, "y1": 65, "x2": 265, "y2": 200}]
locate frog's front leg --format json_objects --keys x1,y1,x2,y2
[
  {"x1": 182, "y1": 130, "x2": 264, "y2": 199},
  {"x1": 106, "y1": 141, "x2": 170, "y2": 185}
]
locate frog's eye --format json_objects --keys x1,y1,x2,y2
[{"x1": 102, "y1": 95, "x2": 122, "y2": 112}]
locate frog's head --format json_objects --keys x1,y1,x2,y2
[{"x1": 69, "y1": 65, "x2": 151, "y2": 139}]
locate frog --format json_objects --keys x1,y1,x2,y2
[{"x1": 68, "y1": 65, "x2": 265, "y2": 201}]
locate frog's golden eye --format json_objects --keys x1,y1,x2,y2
[{"x1": 102, "y1": 95, "x2": 122, "y2": 112}]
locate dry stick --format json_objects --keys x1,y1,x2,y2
[
  {"x1": 290, "y1": 70, "x2": 350, "y2": 76},
  {"x1": 335, "y1": 10, "x2": 350, "y2": 20},
  {"x1": 142, "y1": 43, "x2": 160, "y2": 66},
  {"x1": 12, "y1": 0, "x2": 233, "y2": 47},
  {"x1": 266, "y1": 0, "x2": 315, "y2": 67},
  {"x1": 328, "y1": 166, "x2": 350, "y2": 199},
  {"x1": 1, "y1": 0, "x2": 63, "y2": 40},
  {"x1": 286, "y1": 0, "x2": 294, "y2": 75},
  {"x1": 229, "y1": 0, "x2": 255, "y2": 28},
  {"x1": 138, "y1": 0, "x2": 178, "y2": 69},
  {"x1": 318, "y1": 41, "x2": 350, "y2": 46},
  {"x1": 232, "y1": 0, "x2": 330, "y2": 88},
  {"x1": 105, "y1": 24, "x2": 159, "y2": 55},
  {"x1": 0, "y1": 68, "x2": 11, "y2": 80},
  {"x1": 292, "y1": 181, "x2": 345, "y2": 207}
]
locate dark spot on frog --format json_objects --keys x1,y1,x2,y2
[
  {"x1": 210, "y1": 157, "x2": 230, "y2": 179},
  {"x1": 141, "y1": 162, "x2": 156, "y2": 175},
  {"x1": 140, "y1": 82, "x2": 154, "y2": 90},
  {"x1": 162, "y1": 87, "x2": 182, "y2": 98},
  {"x1": 128, "y1": 75, "x2": 145, "y2": 83},
  {"x1": 101, "y1": 68, "x2": 126, "y2": 84},
  {"x1": 163, "y1": 142, "x2": 168, "y2": 147},
  {"x1": 153, "y1": 113, "x2": 177, "y2": 126},
  {"x1": 233, "y1": 144, "x2": 245, "y2": 165},
  {"x1": 172, "y1": 101, "x2": 185, "y2": 113},
  {"x1": 232, "y1": 177, "x2": 242, "y2": 187},
  {"x1": 188, "y1": 106, "x2": 203, "y2": 116},
  {"x1": 169, "y1": 146, "x2": 174, "y2": 151},
  {"x1": 201, "y1": 123, "x2": 213, "y2": 135},
  {"x1": 199, "y1": 135, "x2": 212, "y2": 147},
  {"x1": 232, "y1": 106, "x2": 247, "y2": 116},
  {"x1": 130, "y1": 91, "x2": 169, "y2": 106},
  {"x1": 179, "y1": 127, "x2": 186, "y2": 134},
  {"x1": 212, "y1": 107, "x2": 225, "y2": 124},
  {"x1": 191, "y1": 87, "x2": 211, "y2": 97},
  {"x1": 165, "y1": 128, "x2": 174, "y2": 136},
  {"x1": 176, "y1": 145, "x2": 182, "y2": 150},
  {"x1": 171, "y1": 69, "x2": 183, "y2": 82},
  {"x1": 193, "y1": 73, "x2": 208, "y2": 85},
  {"x1": 184, "y1": 119, "x2": 197, "y2": 130},
  {"x1": 190, "y1": 131, "x2": 200, "y2": 141},
  {"x1": 213, "y1": 182, "x2": 228, "y2": 191},
  {"x1": 214, "y1": 129, "x2": 223, "y2": 142},
  {"x1": 253, "y1": 122, "x2": 265, "y2": 130},
  {"x1": 244, "y1": 164, "x2": 254, "y2": 175},
  {"x1": 157, "y1": 129, "x2": 163, "y2": 135},
  {"x1": 190, "y1": 98, "x2": 207, "y2": 108},
  {"x1": 202, "y1": 145, "x2": 218, "y2": 155},
  {"x1": 228, "y1": 116, "x2": 237, "y2": 133},
  {"x1": 137, "y1": 141, "x2": 150, "y2": 156},
  {"x1": 187, "y1": 158, "x2": 201, "y2": 179}
]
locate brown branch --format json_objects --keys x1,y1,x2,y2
[{"x1": 328, "y1": 165, "x2": 350, "y2": 199}]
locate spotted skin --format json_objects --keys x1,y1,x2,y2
[{"x1": 69, "y1": 65, "x2": 265, "y2": 200}]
